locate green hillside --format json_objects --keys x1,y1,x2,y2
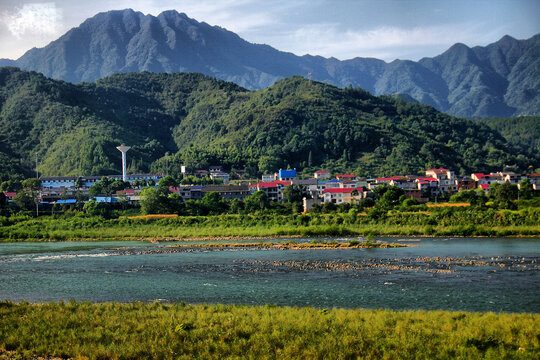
[
  {"x1": 478, "y1": 116, "x2": 540, "y2": 156},
  {"x1": 0, "y1": 67, "x2": 537, "y2": 181}
]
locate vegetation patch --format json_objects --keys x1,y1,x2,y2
[{"x1": 0, "y1": 301, "x2": 538, "y2": 359}]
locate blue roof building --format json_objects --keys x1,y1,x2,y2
[{"x1": 278, "y1": 169, "x2": 296, "y2": 180}]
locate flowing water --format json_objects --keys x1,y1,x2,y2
[{"x1": 0, "y1": 237, "x2": 538, "y2": 312}]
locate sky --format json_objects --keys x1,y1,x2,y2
[{"x1": 0, "y1": 0, "x2": 539, "y2": 61}]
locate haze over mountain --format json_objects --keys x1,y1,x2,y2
[{"x1": 4, "y1": 9, "x2": 540, "y2": 118}]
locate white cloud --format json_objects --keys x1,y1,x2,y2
[
  {"x1": 4, "y1": 2, "x2": 62, "y2": 38},
  {"x1": 276, "y1": 22, "x2": 497, "y2": 60}
]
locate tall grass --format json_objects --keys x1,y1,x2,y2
[
  {"x1": 0, "y1": 301, "x2": 537, "y2": 359},
  {"x1": 0, "y1": 211, "x2": 539, "y2": 241}
]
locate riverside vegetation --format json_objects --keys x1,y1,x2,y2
[
  {"x1": 1, "y1": 201, "x2": 539, "y2": 241},
  {"x1": 1, "y1": 182, "x2": 539, "y2": 241},
  {"x1": 0, "y1": 301, "x2": 538, "y2": 359}
]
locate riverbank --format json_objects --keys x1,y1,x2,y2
[
  {"x1": 0, "y1": 301, "x2": 537, "y2": 359},
  {"x1": 1, "y1": 215, "x2": 539, "y2": 242}
]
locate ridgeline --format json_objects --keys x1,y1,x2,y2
[{"x1": 0, "y1": 67, "x2": 538, "y2": 182}]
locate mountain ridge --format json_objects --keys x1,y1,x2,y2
[
  {"x1": 0, "y1": 67, "x2": 537, "y2": 181},
  {"x1": 4, "y1": 9, "x2": 539, "y2": 118}
]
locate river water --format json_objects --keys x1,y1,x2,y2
[{"x1": 0, "y1": 237, "x2": 538, "y2": 312}]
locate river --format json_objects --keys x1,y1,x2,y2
[{"x1": 0, "y1": 237, "x2": 538, "y2": 312}]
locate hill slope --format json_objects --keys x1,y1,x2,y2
[
  {"x1": 7, "y1": 9, "x2": 539, "y2": 118},
  {"x1": 0, "y1": 68, "x2": 536, "y2": 182},
  {"x1": 478, "y1": 116, "x2": 540, "y2": 157}
]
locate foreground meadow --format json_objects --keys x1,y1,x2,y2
[{"x1": 0, "y1": 301, "x2": 538, "y2": 359}]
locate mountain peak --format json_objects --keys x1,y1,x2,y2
[{"x1": 8, "y1": 10, "x2": 539, "y2": 118}]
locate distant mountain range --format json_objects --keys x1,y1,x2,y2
[{"x1": 1, "y1": 9, "x2": 539, "y2": 118}]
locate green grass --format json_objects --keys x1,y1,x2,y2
[
  {"x1": 0, "y1": 301, "x2": 538, "y2": 359},
  {"x1": 1, "y1": 212, "x2": 539, "y2": 241}
]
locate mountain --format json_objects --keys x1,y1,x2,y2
[
  {"x1": 0, "y1": 67, "x2": 536, "y2": 182},
  {"x1": 5, "y1": 9, "x2": 538, "y2": 119},
  {"x1": 478, "y1": 116, "x2": 540, "y2": 156}
]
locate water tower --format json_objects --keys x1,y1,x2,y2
[{"x1": 116, "y1": 144, "x2": 131, "y2": 182}]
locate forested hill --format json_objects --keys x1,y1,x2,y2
[
  {"x1": 478, "y1": 116, "x2": 540, "y2": 157},
  {"x1": 6, "y1": 9, "x2": 539, "y2": 118},
  {"x1": 0, "y1": 67, "x2": 537, "y2": 181}
]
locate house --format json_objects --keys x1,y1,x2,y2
[
  {"x1": 479, "y1": 184, "x2": 490, "y2": 193},
  {"x1": 426, "y1": 168, "x2": 457, "y2": 193},
  {"x1": 255, "y1": 181, "x2": 291, "y2": 201},
  {"x1": 303, "y1": 197, "x2": 322, "y2": 212},
  {"x1": 209, "y1": 166, "x2": 223, "y2": 174},
  {"x1": 195, "y1": 170, "x2": 208, "y2": 178},
  {"x1": 313, "y1": 181, "x2": 328, "y2": 197},
  {"x1": 339, "y1": 180, "x2": 358, "y2": 189},
  {"x1": 291, "y1": 179, "x2": 318, "y2": 198},
  {"x1": 210, "y1": 171, "x2": 230, "y2": 184},
  {"x1": 325, "y1": 179, "x2": 342, "y2": 189},
  {"x1": 471, "y1": 173, "x2": 486, "y2": 182},
  {"x1": 3, "y1": 192, "x2": 16, "y2": 202},
  {"x1": 485, "y1": 173, "x2": 504, "y2": 184},
  {"x1": 322, "y1": 188, "x2": 364, "y2": 204},
  {"x1": 502, "y1": 172, "x2": 523, "y2": 184},
  {"x1": 201, "y1": 185, "x2": 250, "y2": 200},
  {"x1": 94, "y1": 197, "x2": 118, "y2": 203},
  {"x1": 40, "y1": 174, "x2": 163, "y2": 189},
  {"x1": 336, "y1": 174, "x2": 356, "y2": 181},
  {"x1": 116, "y1": 189, "x2": 139, "y2": 202},
  {"x1": 354, "y1": 179, "x2": 368, "y2": 189},
  {"x1": 528, "y1": 174, "x2": 540, "y2": 191},
  {"x1": 375, "y1": 176, "x2": 403, "y2": 185},
  {"x1": 403, "y1": 189, "x2": 424, "y2": 201},
  {"x1": 169, "y1": 187, "x2": 194, "y2": 200},
  {"x1": 40, "y1": 176, "x2": 79, "y2": 189},
  {"x1": 278, "y1": 169, "x2": 296, "y2": 181},
  {"x1": 414, "y1": 177, "x2": 438, "y2": 188},
  {"x1": 314, "y1": 170, "x2": 330, "y2": 180},
  {"x1": 457, "y1": 177, "x2": 476, "y2": 191},
  {"x1": 261, "y1": 174, "x2": 275, "y2": 182}
]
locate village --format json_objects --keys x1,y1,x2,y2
[{"x1": 3, "y1": 165, "x2": 539, "y2": 212}]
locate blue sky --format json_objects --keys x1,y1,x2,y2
[{"x1": 1, "y1": 0, "x2": 539, "y2": 61}]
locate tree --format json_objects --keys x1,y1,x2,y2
[
  {"x1": 449, "y1": 190, "x2": 487, "y2": 206},
  {"x1": 258, "y1": 155, "x2": 281, "y2": 174},
  {"x1": 109, "y1": 180, "x2": 129, "y2": 194},
  {"x1": 282, "y1": 185, "x2": 303, "y2": 203},
  {"x1": 83, "y1": 200, "x2": 110, "y2": 217},
  {"x1": 88, "y1": 182, "x2": 104, "y2": 198},
  {"x1": 0, "y1": 180, "x2": 22, "y2": 192},
  {"x1": 0, "y1": 192, "x2": 7, "y2": 214},
  {"x1": 490, "y1": 182, "x2": 519, "y2": 209},
  {"x1": 244, "y1": 191, "x2": 269, "y2": 212},
  {"x1": 519, "y1": 179, "x2": 534, "y2": 200},
  {"x1": 159, "y1": 176, "x2": 177, "y2": 190},
  {"x1": 200, "y1": 192, "x2": 227, "y2": 215},
  {"x1": 13, "y1": 191, "x2": 35, "y2": 211},
  {"x1": 140, "y1": 187, "x2": 168, "y2": 214},
  {"x1": 374, "y1": 186, "x2": 404, "y2": 210},
  {"x1": 167, "y1": 193, "x2": 184, "y2": 214},
  {"x1": 230, "y1": 198, "x2": 244, "y2": 214},
  {"x1": 75, "y1": 177, "x2": 84, "y2": 189},
  {"x1": 22, "y1": 178, "x2": 41, "y2": 191}
]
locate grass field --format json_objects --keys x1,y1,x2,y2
[
  {"x1": 1, "y1": 213, "x2": 539, "y2": 241},
  {"x1": 0, "y1": 301, "x2": 538, "y2": 359}
]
